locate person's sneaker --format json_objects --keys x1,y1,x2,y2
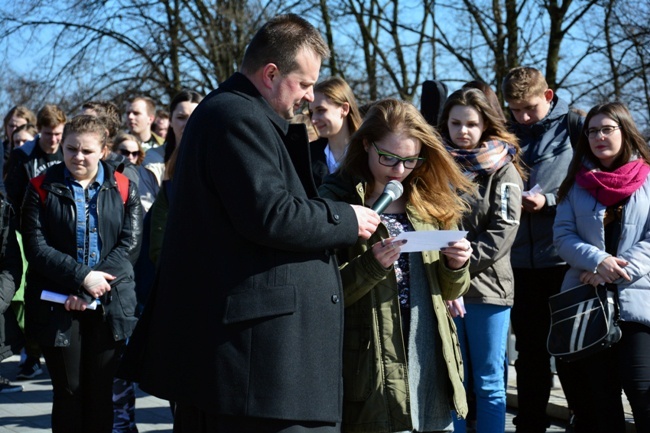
[
  {"x1": 0, "y1": 375, "x2": 23, "y2": 393},
  {"x1": 16, "y1": 357, "x2": 43, "y2": 380}
]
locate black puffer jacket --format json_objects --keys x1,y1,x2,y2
[{"x1": 21, "y1": 161, "x2": 143, "y2": 347}]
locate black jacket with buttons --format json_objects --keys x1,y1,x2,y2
[
  {"x1": 126, "y1": 72, "x2": 359, "y2": 423},
  {"x1": 21, "y1": 161, "x2": 143, "y2": 347}
]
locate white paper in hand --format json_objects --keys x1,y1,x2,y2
[
  {"x1": 40, "y1": 290, "x2": 98, "y2": 310},
  {"x1": 394, "y1": 230, "x2": 468, "y2": 253}
]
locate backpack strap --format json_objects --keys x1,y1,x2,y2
[
  {"x1": 567, "y1": 110, "x2": 582, "y2": 148},
  {"x1": 114, "y1": 171, "x2": 129, "y2": 205},
  {"x1": 29, "y1": 174, "x2": 48, "y2": 204},
  {"x1": 29, "y1": 171, "x2": 128, "y2": 206}
]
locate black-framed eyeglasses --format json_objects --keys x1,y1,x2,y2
[
  {"x1": 372, "y1": 143, "x2": 425, "y2": 169},
  {"x1": 585, "y1": 125, "x2": 620, "y2": 139},
  {"x1": 119, "y1": 148, "x2": 140, "y2": 157}
]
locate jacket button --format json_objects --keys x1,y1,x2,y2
[
  {"x1": 333, "y1": 214, "x2": 340, "y2": 221},
  {"x1": 331, "y1": 294, "x2": 340, "y2": 304}
]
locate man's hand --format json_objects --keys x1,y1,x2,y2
[
  {"x1": 350, "y1": 205, "x2": 380, "y2": 239},
  {"x1": 522, "y1": 193, "x2": 546, "y2": 213}
]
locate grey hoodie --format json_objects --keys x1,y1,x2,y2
[{"x1": 509, "y1": 96, "x2": 582, "y2": 268}]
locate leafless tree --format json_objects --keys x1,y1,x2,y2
[{"x1": 0, "y1": 0, "x2": 277, "y2": 113}]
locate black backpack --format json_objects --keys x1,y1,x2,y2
[{"x1": 566, "y1": 110, "x2": 583, "y2": 148}]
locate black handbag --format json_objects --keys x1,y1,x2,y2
[{"x1": 547, "y1": 283, "x2": 622, "y2": 362}]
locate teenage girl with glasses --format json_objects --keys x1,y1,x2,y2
[{"x1": 319, "y1": 98, "x2": 475, "y2": 432}]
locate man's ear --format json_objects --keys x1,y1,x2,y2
[
  {"x1": 261, "y1": 63, "x2": 280, "y2": 90},
  {"x1": 544, "y1": 88, "x2": 554, "y2": 103}
]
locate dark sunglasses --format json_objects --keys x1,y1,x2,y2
[{"x1": 119, "y1": 148, "x2": 140, "y2": 158}]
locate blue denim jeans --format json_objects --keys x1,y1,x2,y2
[{"x1": 453, "y1": 303, "x2": 511, "y2": 433}]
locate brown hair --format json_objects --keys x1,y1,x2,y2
[
  {"x1": 313, "y1": 77, "x2": 362, "y2": 135},
  {"x1": 37, "y1": 104, "x2": 67, "y2": 130},
  {"x1": 439, "y1": 88, "x2": 527, "y2": 179},
  {"x1": 241, "y1": 14, "x2": 329, "y2": 76},
  {"x1": 558, "y1": 102, "x2": 650, "y2": 202},
  {"x1": 83, "y1": 100, "x2": 122, "y2": 139},
  {"x1": 113, "y1": 132, "x2": 145, "y2": 165},
  {"x1": 163, "y1": 90, "x2": 204, "y2": 180},
  {"x1": 502, "y1": 67, "x2": 549, "y2": 102},
  {"x1": 155, "y1": 109, "x2": 170, "y2": 120},
  {"x1": 340, "y1": 98, "x2": 473, "y2": 228},
  {"x1": 290, "y1": 110, "x2": 319, "y2": 142},
  {"x1": 10, "y1": 123, "x2": 38, "y2": 150},
  {"x1": 63, "y1": 115, "x2": 108, "y2": 149},
  {"x1": 3, "y1": 105, "x2": 37, "y2": 140},
  {"x1": 462, "y1": 80, "x2": 506, "y2": 122}
]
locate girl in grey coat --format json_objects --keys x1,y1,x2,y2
[
  {"x1": 439, "y1": 88, "x2": 525, "y2": 433},
  {"x1": 554, "y1": 102, "x2": 650, "y2": 433}
]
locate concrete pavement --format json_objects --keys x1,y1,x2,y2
[
  {"x1": 0, "y1": 355, "x2": 636, "y2": 432},
  {"x1": 0, "y1": 355, "x2": 173, "y2": 432}
]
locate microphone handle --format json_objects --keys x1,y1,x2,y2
[{"x1": 371, "y1": 193, "x2": 394, "y2": 214}]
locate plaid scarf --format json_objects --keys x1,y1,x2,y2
[{"x1": 446, "y1": 139, "x2": 516, "y2": 180}]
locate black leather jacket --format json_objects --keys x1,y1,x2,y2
[{"x1": 21, "y1": 162, "x2": 143, "y2": 346}]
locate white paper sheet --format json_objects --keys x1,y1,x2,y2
[
  {"x1": 41, "y1": 290, "x2": 98, "y2": 310},
  {"x1": 522, "y1": 183, "x2": 543, "y2": 197},
  {"x1": 394, "y1": 230, "x2": 468, "y2": 252}
]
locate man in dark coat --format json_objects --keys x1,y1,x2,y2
[{"x1": 128, "y1": 14, "x2": 380, "y2": 433}]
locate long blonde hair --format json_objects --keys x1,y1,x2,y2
[{"x1": 340, "y1": 99, "x2": 474, "y2": 229}]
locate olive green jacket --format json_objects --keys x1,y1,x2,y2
[{"x1": 320, "y1": 178, "x2": 469, "y2": 432}]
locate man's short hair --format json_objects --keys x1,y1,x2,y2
[
  {"x1": 241, "y1": 14, "x2": 329, "y2": 76},
  {"x1": 83, "y1": 100, "x2": 122, "y2": 139},
  {"x1": 131, "y1": 96, "x2": 157, "y2": 117},
  {"x1": 502, "y1": 67, "x2": 549, "y2": 102},
  {"x1": 155, "y1": 109, "x2": 169, "y2": 120},
  {"x1": 37, "y1": 104, "x2": 67, "y2": 129}
]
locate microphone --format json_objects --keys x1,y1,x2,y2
[{"x1": 371, "y1": 180, "x2": 403, "y2": 214}]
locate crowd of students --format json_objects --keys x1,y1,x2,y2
[{"x1": 0, "y1": 13, "x2": 649, "y2": 433}]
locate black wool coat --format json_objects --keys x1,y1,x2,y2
[{"x1": 130, "y1": 73, "x2": 359, "y2": 423}]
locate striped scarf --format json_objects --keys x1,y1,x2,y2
[{"x1": 446, "y1": 139, "x2": 516, "y2": 180}]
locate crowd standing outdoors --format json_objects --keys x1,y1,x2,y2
[{"x1": 0, "y1": 12, "x2": 648, "y2": 433}]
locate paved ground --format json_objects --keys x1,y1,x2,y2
[
  {"x1": 0, "y1": 355, "x2": 631, "y2": 432},
  {"x1": 0, "y1": 355, "x2": 173, "y2": 432}
]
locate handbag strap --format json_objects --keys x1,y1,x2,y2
[{"x1": 604, "y1": 201, "x2": 626, "y2": 319}]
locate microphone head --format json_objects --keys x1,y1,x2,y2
[{"x1": 384, "y1": 180, "x2": 403, "y2": 200}]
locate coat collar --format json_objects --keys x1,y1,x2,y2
[
  {"x1": 217, "y1": 72, "x2": 290, "y2": 135},
  {"x1": 41, "y1": 160, "x2": 118, "y2": 190}
]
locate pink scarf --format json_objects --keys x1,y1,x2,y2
[{"x1": 576, "y1": 159, "x2": 650, "y2": 206}]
